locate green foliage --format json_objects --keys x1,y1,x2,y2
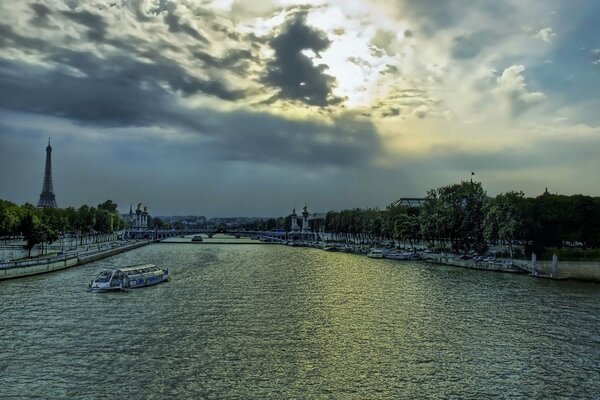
[
  {"x1": 539, "y1": 248, "x2": 600, "y2": 261},
  {"x1": 0, "y1": 199, "x2": 21, "y2": 238},
  {"x1": 98, "y1": 199, "x2": 118, "y2": 213},
  {"x1": 420, "y1": 181, "x2": 486, "y2": 253},
  {"x1": 0, "y1": 199, "x2": 126, "y2": 255},
  {"x1": 484, "y1": 191, "x2": 526, "y2": 257}
]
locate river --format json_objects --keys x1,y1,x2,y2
[{"x1": 1, "y1": 242, "x2": 599, "y2": 399}]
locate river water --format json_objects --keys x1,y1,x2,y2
[{"x1": 1, "y1": 242, "x2": 599, "y2": 399}]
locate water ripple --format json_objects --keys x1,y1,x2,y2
[{"x1": 1, "y1": 244, "x2": 599, "y2": 399}]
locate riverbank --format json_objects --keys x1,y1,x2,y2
[
  {"x1": 419, "y1": 252, "x2": 526, "y2": 273},
  {"x1": 274, "y1": 240, "x2": 600, "y2": 283},
  {"x1": 0, "y1": 240, "x2": 151, "y2": 281},
  {"x1": 393, "y1": 251, "x2": 600, "y2": 283}
]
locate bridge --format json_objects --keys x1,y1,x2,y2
[{"x1": 125, "y1": 228, "x2": 311, "y2": 242}]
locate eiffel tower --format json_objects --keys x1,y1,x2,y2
[{"x1": 37, "y1": 138, "x2": 57, "y2": 208}]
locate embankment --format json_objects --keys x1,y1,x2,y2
[
  {"x1": 420, "y1": 253, "x2": 525, "y2": 273},
  {"x1": 0, "y1": 241, "x2": 151, "y2": 281},
  {"x1": 421, "y1": 253, "x2": 600, "y2": 283},
  {"x1": 532, "y1": 260, "x2": 600, "y2": 282}
]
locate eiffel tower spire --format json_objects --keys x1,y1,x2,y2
[{"x1": 37, "y1": 138, "x2": 57, "y2": 208}]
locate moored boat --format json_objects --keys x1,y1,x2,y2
[
  {"x1": 384, "y1": 250, "x2": 419, "y2": 261},
  {"x1": 88, "y1": 263, "x2": 169, "y2": 291},
  {"x1": 367, "y1": 248, "x2": 385, "y2": 258}
]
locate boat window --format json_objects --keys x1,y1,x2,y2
[{"x1": 94, "y1": 271, "x2": 112, "y2": 283}]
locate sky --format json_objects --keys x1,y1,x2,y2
[{"x1": 1, "y1": 0, "x2": 600, "y2": 217}]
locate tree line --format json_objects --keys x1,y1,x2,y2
[
  {"x1": 0, "y1": 199, "x2": 127, "y2": 256},
  {"x1": 324, "y1": 181, "x2": 600, "y2": 258}
]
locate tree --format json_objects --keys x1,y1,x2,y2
[
  {"x1": 19, "y1": 213, "x2": 45, "y2": 257},
  {"x1": 484, "y1": 191, "x2": 525, "y2": 258},
  {"x1": 148, "y1": 217, "x2": 165, "y2": 230},
  {"x1": 98, "y1": 199, "x2": 118, "y2": 213},
  {"x1": 421, "y1": 181, "x2": 487, "y2": 253},
  {"x1": 0, "y1": 200, "x2": 19, "y2": 239}
]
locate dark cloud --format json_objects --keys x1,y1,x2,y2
[
  {"x1": 381, "y1": 107, "x2": 400, "y2": 118},
  {"x1": 31, "y1": 3, "x2": 52, "y2": 26},
  {"x1": 451, "y1": 30, "x2": 497, "y2": 59},
  {"x1": 61, "y1": 9, "x2": 108, "y2": 42},
  {"x1": 0, "y1": 54, "x2": 380, "y2": 168},
  {"x1": 263, "y1": 12, "x2": 343, "y2": 106},
  {"x1": 0, "y1": 52, "x2": 380, "y2": 169},
  {"x1": 151, "y1": 0, "x2": 208, "y2": 43},
  {"x1": 380, "y1": 64, "x2": 399, "y2": 75},
  {"x1": 0, "y1": 0, "x2": 381, "y2": 175},
  {"x1": 0, "y1": 23, "x2": 48, "y2": 50},
  {"x1": 203, "y1": 111, "x2": 381, "y2": 167},
  {"x1": 0, "y1": 43, "x2": 243, "y2": 126},
  {"x1": 193, "y1": 48, "x2": 256, "y2": 76},
  {"x1": 0, "y1": 57, "x2": 165, "y2": 126}
]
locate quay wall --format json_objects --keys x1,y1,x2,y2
[
  {"x1": 77, "y1": 240, "x2": 150, "y2": 265},
  {"x1": 420, "y1": 254, "x2": 524, "y2": 273},
  {"x1": 0, "y1": 256, "x2": 79, "y2": 280},
  {"x1": 532, "y1": 260, "x2": 600, "y2": 282},
  {"x1": 422, "y1": 253, "x2": 600, "y2": 282},
  {"x1": 0, "y1": 241, "x2": 151, "y2": 281}
]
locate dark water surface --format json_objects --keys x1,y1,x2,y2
[{"x1": 1, "y1": 244, "x2": 599, "y2": 399}]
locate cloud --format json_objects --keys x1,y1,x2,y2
[
  {"x1": 494, "y1": 65, "x2": 545, "y2": 117},
  {"x1": 381, "y1": 107, "x2": 400, "y2": 118},
  {"x1": 412, "y1": 105, "x2": 428, "y2": 119},
  {"x1": 262, "y1": 11, "x2": 343, "y2": 106},
  {"x1": 200, "y1": 110, "x2": 382, "y2": 167},
  {"x1": 61, "y1": 9, "x2": 108, "y2": 42},
  {"x1": 193, "y1": 49, "x2": 257, "y2": 76},
  {"x1": 150, "y1": 0, "x2": 208, "y2": 43},
  {"x1": 534, "y1": 27, "x2": 556, "y2": 43},
  {"x1": 370, "y1": 29, "x2": 399, "y2": 56},
  {"x1": 451, "y1": 30, "x2": 497, "y2": 59},
  {"x1": 0, "y1": 22, "x2": 47, "y2": 50},
  {"x1": 30, "y1": 3, "x2": 52, "y2": 26}
]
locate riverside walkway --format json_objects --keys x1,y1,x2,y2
[{"x1": 0, "y1": 240, "x2": 150, "y2": 281}]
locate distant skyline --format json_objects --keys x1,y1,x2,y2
[{"x1": 1, "y1": 1, "x2": 600, "y2": 216}]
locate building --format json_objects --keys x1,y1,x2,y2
[
  {"x1": 124, "y1": 203, "x2": 149, "y2": 239},
  {"x1": 132, "y1": 203, "x2": 149, "y2": 232},
  {"x1": 37, "y1": 138, "x2": 57, "y2": 208},
  {"x1": 391, "y1": 198, "x2": 425, "y2": 208}
]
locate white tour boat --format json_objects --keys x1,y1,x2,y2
[{"x1": 88, "y1": 264, "x2": 169, "y2": 291}]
